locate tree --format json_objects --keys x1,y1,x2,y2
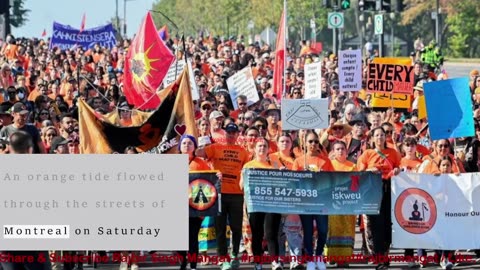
[
  {"x1": 9, "y1": 0, "x2": 30, "y2": 28},
  {"x1": 445, "y1": 0, "x2": 480, "y2": 57}
]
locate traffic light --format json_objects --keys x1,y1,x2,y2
[
  {"x1": 396, "y1": 0, "x2": 406, "y2": 12},
  {"x1": 382, "y1": 0, "x2": 391, "y2": 12},
  {"x1": 0, "y1": 1, "x2": 9, "y2": 14},
  {"x1": 341, "y1": 0, "x2": 351, "y2": 10},
  {"x1": 359, "y1": 0, "x2": 376, "y2": 11}
]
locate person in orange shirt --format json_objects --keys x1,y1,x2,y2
[
  {"x1": 240, "y1": 137, "x2": 282, "y2": 270},
  {"x1": 293, "y1": 131, "x2": 334, "y2": 270},
  {"x1": 197, "y1": 123, "x2": 249, "y2": 270},
  {"x1": 177, "y1": 134, "x2": 222, "y2": 270},
  {"x1": 356, "y1": 127, "x2": 401, "y2": 269},
  {"x1": 241, "y1": 127, "x2": 260, "y2": 160},
  {"x1": 269, "y1": 132, "x2": 295, "y2": 170},
  {"x1": 418, "y1": 139, "x2": 465, "y2": 174},
  {"x1": 400, "y1": 137, "x2": 422, "y2": 172},
  {"x1": 325, "y1": 141, "x2": 356, "y2": 267}
]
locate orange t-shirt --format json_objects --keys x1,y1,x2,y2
[
  {"x1": 331, "y1": 159, "x2": 356, "y2": 172},
  {"x1": 421, "y1": 154, "x2": 465, "y2": 174},
  {"x1": 269, "y1": 152, "x2": 295, "y2": 170},
  {"x1": 204, "y1": 144, "x2": 249, "y2": 194},
  {"x1": 356, "y1": 148, "x2": 401, "y2": 180},
  {"x1": 292, "y1": 155, "x2": 335, "y2": 172},
  {"x1": 243, "y1": 159, "x2": 274, "y2": 170},
  {"x1": 400, "y1": 158, "x2": 422, "y2": 172},
  {"x1": 189, "y1": 156, "x2": 212, "y2": 171}
]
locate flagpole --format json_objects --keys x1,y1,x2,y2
[{"x1": 283, "y1": 0, "x2": 287, "y2": 102}]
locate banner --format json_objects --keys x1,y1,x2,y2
[
  {"x1": 79, "y1": 69, "x2": 197, "y2": 154},
  {"x1": 226, "y1": 66, "x2": 260, "y2": 109},
  {"x1": 49, "y1": 22, "x2": 116, "y2": 50},
  {"x1": 189, "y1": 171, "x2": 220, "y2": 217},
  {"x1": 338, "y1": 49, "x2": 362, "y2": 92},
  {"x1": 163, "y1": 59, "x2": 199, "y2": 101},
  {"x1": 424, "y1": 77, "x2": 474, "y2": 140},
  {"x1": 304, "y1": 62, "x2": 322, "y2": 99},
  {"x1": 243, "y1": 169, "x2": 382, "y2": 215},
  {"x1": 281, "y1": 99, "x2": 329, "y2": 130},
  {"x1": 392, "y1": 172, "x2": 480, "y2": 249}
]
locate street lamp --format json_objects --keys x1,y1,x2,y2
[{"x1": 390, "y1": 12, "x2": 395, "y2": 56}]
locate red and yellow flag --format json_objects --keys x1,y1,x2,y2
[{"x1": 123, "y1": 12, "x2": 175, "y2": 110}]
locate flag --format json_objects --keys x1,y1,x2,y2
[
  {"x1": 158, "y1": 25, "x2": 169, "y2": 41},
  {"x1": 123, "y1": 12, "x2": 175, "y2": 110},
  {"x1": 272, "y1": 9, "x2": 285, "y2": 102},
  {"x1": 79, "y1": 68, "x2": 197, "y2": 154},
  {"x1": 41, "y1": 29, "x2": 47, "y2": 37},
  {"x1": 80, "y1": 13, "x2": 86, "y2": 33}
]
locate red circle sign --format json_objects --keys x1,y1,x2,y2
[
  {"x1": 394, "y1": 188, "x2": 437, "y2": 234},
  {"x1": 189, "y1": 179, "x2": 217, "y2": 211}
]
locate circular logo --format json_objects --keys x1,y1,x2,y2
[
  {"x1": 189, "y1": 179, "x2": 218, "y2": 211},
  {"x1": 394, "y1": 188, "x2": 437, "y2": 234}
]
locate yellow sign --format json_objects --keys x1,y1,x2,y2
[
  {"x1": 418, "y1": 95, "x2": 427, "y2": 119},
  {"x1": 369, "y1": 58, "x2": 412, "y2": 108}
]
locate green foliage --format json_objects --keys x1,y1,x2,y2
[
  {"x1": 446, "y1": 0, "x2": 480, "y2": 57},
  {"x1": 10, "y1": 0, "x2": 30, "y2": 28}
]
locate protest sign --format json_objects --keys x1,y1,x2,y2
[
  {"x1": 424, "y1": 77, "x2": 474, "y2": 140},
  {"x1": 370, "y1": 93, "x2": 411, "y2": 109},
  {"x1": 338, "y1": 49, "x2": 362, "y2": 91},
  {"x1": 163, "y1": 59, "x2": 199, "y2": 100},
  {"x1": 304, "y1": 61, "x2": 322, "y2": 99},
  {"x1": 417, "y1": 95, "x2": 427, "y2": 119},
  {"x1": 0, "y1": 155, "x2": 188, "y2": 250},
  {"x1": 281, "y1": 99, "x2": 328, "y2": 130},
  {"x1": 226, "y1": 66, "x2": 260, "y2": 109},
  {"x1": 189, "y1": 171, "x2": 219, "y2": 217},
  {"x1": 367, "y1": 58, "x2": 414, "y2": 94},
  {"x1": 50, "y1": 22, "x2": 116, "y2": 50},
  {"x1": 392, "y1": 172, "x2": 480, "y2": 249},
  {"x1": 243, "y1": 169, "x2": 382, "y2": 215}
]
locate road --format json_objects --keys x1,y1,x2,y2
[
  {"x1": 444, "y1": 62, "x2": 480, "y2": 79},
  {"x1": 77, "y1": 227, "x2": 480, "y2": 270}
]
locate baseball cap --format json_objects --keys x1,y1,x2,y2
[
  {"x1": 209, "y1": 110, "x2": 224, "y2": 120},
  {"x1": 225, "y1": 123, "x2": 239, "y2": 133},
  {"x1": 12, "y1": 102, "x2": 29, "y2": 114},
  {"x1": 49, "y1": 136, "x2": 69, "y2": 153}
]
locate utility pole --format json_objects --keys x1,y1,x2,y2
[
  {"x1": 123, "y1": 0, "x2": 127, "y2": 37},
  {"x1": 115, "y1": 0, "x2": 120, "y2": 34},
  {"x1": 435, "y1": 0, "x2": 440, "y2": 47},
  {"x1": 377, "y1": 0, "x2": 384, "y2": 57}
]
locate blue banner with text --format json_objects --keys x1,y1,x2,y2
[{"x1": 243, "y1": 169, "x2": 383, "y2": 215}]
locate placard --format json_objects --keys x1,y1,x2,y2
[
  {"x1": 304, "y1": 61, "x2": 322, "y2": 99},
  {"x1": 226, "y1": 66, "x2": 260, "y2": 109},
  {"x1": 281, "y1": 99, "x2": 328, "y2": 130},
  {"x1": 189, "y1": 171, "x2": 220, "y2": 217},
  {"x1": 338, "y1": 49, "x2": 362, "y2": 91}
]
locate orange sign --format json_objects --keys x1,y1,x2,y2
[
  {"x1": 367, "y1": 63, "x2": 414, "y2": 94},
  {"x1": 394, "y1": 188, "x2": 437, "y2": 234},
  {"x1": 370, "y1": 92, "x2": 411, "y2": 109}
]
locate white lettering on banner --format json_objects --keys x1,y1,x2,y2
[
  {"x1": 304, "y1": 62, "x2": 322, "y2": 99},
  {"x1": 161, "y1": 60, "x2": 199, "y2": 100},
  {"x1": 392, "y1": 172, "x2": 480, "y2": 250},
  {"x1": 226, "y1": 66, "x2": 259, "y2": 110},
  {"x1": 338, "y1": 49, "x2": 362, "y2": 91}
]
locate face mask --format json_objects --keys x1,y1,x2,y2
[{"x1": 17, "y1": 92, "x2": 25, "y2": 100}]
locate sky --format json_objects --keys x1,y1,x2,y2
[{"x1": 13, "y1": 0, "x2": 156, "y2": 38}]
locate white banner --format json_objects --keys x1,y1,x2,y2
[
  {"x1": 281, "y1": 99, "x2": 328, "y2": 130},
  {"x1": 226, "y1": 66, "x2": 260, "y2": 110},
  {"x1": 304, "y1": 62, "x2": 322, "y2": 99},
  {"x1": 392, "y1": 172, "x2": 480, "y2": 249},
  {"x1": 162, "y1": 59, "x2": 199, "y2": 100},
  {"x1": 338, "y1": 49, "x2": 362, "y2": 91}
]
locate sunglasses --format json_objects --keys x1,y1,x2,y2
[
  {"x1": 40, "y1": 112, "x2": 49, "y2": 115},
  {"x1": 438, "y1": 144, "x2": 450, "y2": 148},
  {"x1": 384, "y1": 130, "x2": 393, "y2": 134},
  {"x1": 255, "y1": 125, "x2": 266, "y2": 129},
  {"x1": 46, "y1": 133, "x2": 56, "y2": 137},
  {"x1": 308, "y1": 140, "x2": 319, "y2": 144},
  {"x1": 239, "y1": 117, "x2": 251, "y2": 121},
  {"x1": 238, "y1": 102, "x2": 247, "y2": 106},
  {"x1": 332, "y1": 126, "x2": 343, "y2": 131},
  {"x1": 201, "y1": 106, "x2": 212, "y2": 110},
  {"x1": 404, "y1": 143, "x2": 416, "y2": 147}
]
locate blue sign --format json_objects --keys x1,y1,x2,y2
[
  {"x1": 242, "y1": 169, "x2": 382, "y2": 215},
  {"x1": 424, "y1": 77, "x2": 474, "y2": 140},
  {"x1": 49, "y1": 22, "x2": 117, "y2": 50}
]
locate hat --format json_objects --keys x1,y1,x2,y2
[
  {"x1": 118, "y1": 101, "x2": 130, "y2": 110},
  {"x1": 12, "y1": 102, "x2": 29, "y2": 114},
  {"x1": 262, "y1": 53, "x2": 270, "y2": 59},
  {"x1": 0, "y1": 102, "x2": 12, "y2": 115},
  {"x1": 225, "y1": 123, "x2": 239, "y2": 133},
  {"x1": 471, "y1": 69, "x2": 480, "y2": 77},
  {"x1": 348, "y1": 114, "x2": 366, "y2": 126},
  {"x1": 200, "y1": 101, "x2": 212, "y2": 108},
  {"x1": 327, "y1": 121, "x2": 352, "y2": 135},
  {"x1": 209, "y1": 110, "x2": 224, "y2": 120},
  {"x1": 413, "y1": 81, "x2": 424, "y2": 92},
  {"x1": 262, "y1": 104, "x2": 280, "y2": 117},
  {"x1": 177, "y1": 134, "x2": 198, "y2": 152},
  {"x1": 49, "y1": 136, "x2": 69, "y2": 153}
]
